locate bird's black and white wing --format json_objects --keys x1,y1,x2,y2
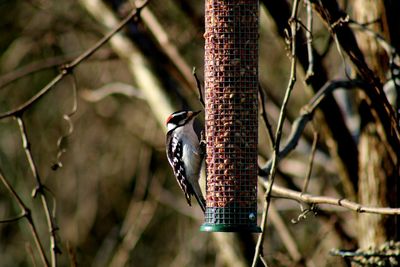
[{"x1": 167, "y1": 135, "x2": 193, "y2": 206}]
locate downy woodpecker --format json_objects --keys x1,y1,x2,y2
[{"x1": 165, "y1": 110, "x2": 206, "y2": 212}]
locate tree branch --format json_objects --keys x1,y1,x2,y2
[
  {"x1": 253, "y1": 1, "x2": 300, "y2": 266},
  {"x1": 0, "y1": 0, "x2": 150, "y2": 120},
  {"x1": 311, "y1": 0, "x2": 400, "y2": 159},
  {"x1": 193, "y1": 67, "x2": 205, "y2": 107},
  {"x1": 305, "y1": 0, "x2": 315, "y2": 82},
  {"x1": 261, "y1": 181, "x2": 400, "y2": 215},
  {"x1": 261, "y1": 0, "x2": 359, "y2": 195},
  {"x1": 0, "y1": 50, "x2": 116, "y2": 90},
  {"x1": 0, "y1": 168, "x2": 49, "y2": 267},
  {"x1": 16, "y1": 116, "x2": 60, "y2": 266},
  {"x1": 259, "y1": 79, "x2": 370, "y2": 175},
  {"x1": 258, "y1": 85, "x2": 275, "y2": 148}
]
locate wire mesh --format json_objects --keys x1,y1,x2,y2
[{"x1": 201, "y1": 0, "x2": 260, "y2": 232}]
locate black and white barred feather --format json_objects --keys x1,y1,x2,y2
[{"x1": 166, "y1": 110, "x2": 206, "y2": 212}]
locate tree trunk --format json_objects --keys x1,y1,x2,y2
[{"x1": 352, "y1": 0, "x2": 399, "y2": 248}]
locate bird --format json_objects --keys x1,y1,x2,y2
[{"x1": 165, "y1": 110, "x2": 206, "y2": 212}]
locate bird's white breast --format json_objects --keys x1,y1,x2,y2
[{"x1": 176, "y1": 121, "x2": 201, "y2": 179}]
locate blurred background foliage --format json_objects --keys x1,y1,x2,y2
[{"x1": 0, "y1": 0, "x2": 398, "y2": 266}]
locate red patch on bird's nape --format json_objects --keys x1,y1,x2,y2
[{"x1": 165, "y1": 114, "x2": 173, "y2": 125}]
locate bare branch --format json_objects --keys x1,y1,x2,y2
[
  {"x1": 252, "y1": 1, "x2": 300, "y2": 266},
  {"x1": 348, "y1": 20, "x2": 398, "y2": 59},
  {"x1": 16, "y1": 116, "x2": 61, "y2": 266},
  {"x1": 141, "y1": 7, "x2": 195, "y2": 93},
  {"x1": 258, "y1": 85, "x2": 275, "y2": 148},
  {"x1": 261, "y1": 0, "x2": 359, "y2": 187},
  {"x1": 193, "y1": 67, "x2": 205, "y2": 107},
  {"x1": 302, "y1": 130, "x2": 318, "y2": 193},
  {"x1": 52, "y1": 74, "x2": 78, "y2": 171},
  {"x1": 0, "y1": 0, "x2": 150, "y2": 120},
  {"x1": 305, "y1": 0, "x2": 314, "y2": 82},
  {"x1": 66, "y1": 1, "x2": 150, "y2": 70},
  {"x1": 26, "y1": 243, "x2": 38, "y2": 267},
  {"x1": 0, "y1": 10, "x2": 155, "y2": 263},
  {"x1": 261, "y1": 181, "x2": 400, "y2": 215},
  {"x1": 0, "y1": 50, "x2": 116, "y2": 90},
  {"x1": 259, "y1": 79, "x2": 367, "y2": 175},
  {"x1": 0, "y1": 213, "x2": 26, "y2": 223},
  {"x1": 0, "y1": 55, "x2": 70, "y2": 89},
  {"x1": 259, "y1": 255, "x2": 268, "y2": 267},
  {"x1": 311, "y1": 0, "x2": 400, "y2": 157},
  {"x1": 348, "y1": 19, "x2": 400, "y2": 95},
  {"x1": 0, "y1": 168, "x2": 49, "y2": 267}
]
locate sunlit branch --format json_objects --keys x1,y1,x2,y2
[{"x1": 252, "y1": 1, "x2": 301, "y2": 266}]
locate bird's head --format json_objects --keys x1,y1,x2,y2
[{"x1": 166, "y1": 110, "x2": 201, "y2": 132}]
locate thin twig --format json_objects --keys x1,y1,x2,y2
[
  {"x1": 141, "y1": 7, "x2": 195, "y2": 93},
  {"x1": 0, "y1": 73, "x2": 65, "y2": 120},
  {"x1": 305, "y1": 0, "x2": 314, "y2": 82},
  {"x1": 259, "y1": 79, "x2": 369, "y2": 176},
  {"x1": 79, "y1": 0, "x2": 174, "y2": 125},
  {"x1": 312, "y1": 0, "x2": 400, "y2": 156},
  {"x1": 261, "y1": 0, "x2": 359, "y2": 187},
  {"x1": 252, "y1": 1, "x2": 300, "y2": 266},
  {"x1": 348, "y1": 20, "x2": 397, "y2": 58},
  {"x1": 66, "y1": 1, "x2": 149, "y2": 70},
  {"x1": 259, "y1": 255, "x2": 268, "y2": 267},
  {"x1": 253, "y1": 188, "x2": 269, "y2": 267},
  {"x1": 331, "y1": 15, "x2": 352, "y2": 79},
  {"x1": 302, "y1": 130, "x2": 318, "y2": 193},
  {"x1": 26, "y1": 243, "x2": 38, "y2": 267},
  {"x1": 0, "y1": 0, "x2": 150, "y2": 120},
  {"x1": 0, "y1": 50, "x2": 116, "y2": 90},
  {"x1": 0, "y1": 2, "x2": 151, "y2": 265},
  {"x1": 15, "y1": 116, "x2": 44, "y2": 195},
  {"x1": 0, "y1": 55, "x2": 71, "y2": 89},
  {"x1": 0, "y1": 213, "x2": 26, "y2": 223},
  {"x1": 348, "y1": 20, "x2": 400, "y2": 93},
  {"x1": 258, "y1": 85, "x2": 275, "y2": 148},
  {"x1": 16, "y1": 115, "x2": 60, "y2": 266},
  {"x1": 291, "y1": 204, "x2": 317, "y2": 224},
  {"x1": 0, "y1": 168, "x2": 49, "y2": 267},
  {"x1": 52, "y1": 73, "x2": 78, "y2": 171},
  {"x1": 193, "y1": 67, "x2": 205, "y2": 107}
]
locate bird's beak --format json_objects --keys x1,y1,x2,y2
[
  {"x1": 192, "y1": 110, "x2": 202, "y2": 117},
  {"x1": 189, "y1": 110, "x2": 201, "y2": 120}
]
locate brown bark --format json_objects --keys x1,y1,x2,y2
[
  {"x1": 352, "y1": 0, "x2": 389, "y2": 81},
  {"x1": 312, "y1": 0, "x2": 400, "y2": 160},
  {"x1": 351, "y1": 0, "x2": 399, "y2": 248}
]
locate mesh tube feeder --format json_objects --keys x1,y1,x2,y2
[{"x1": 200, "y1": 0, "x2": 261, "y2": 233}]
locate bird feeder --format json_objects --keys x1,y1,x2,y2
[{"x1": 200, "y1": 0, "x2": 261, "y2": 232}]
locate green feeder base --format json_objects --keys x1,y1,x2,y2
[
  {"x1": 200, "y1": 223, "x2": 261, "y2": 233},
  {"x1": 200, "y1": 207, "x2": 261, "y2": 232}
]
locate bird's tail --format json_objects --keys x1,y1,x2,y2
[
  {"x1": 194, "y1": 192, "x2": 206, "y2": 213},
  {"x1": 192, "y1": 182, "x2": 206, "y2": 213}
]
